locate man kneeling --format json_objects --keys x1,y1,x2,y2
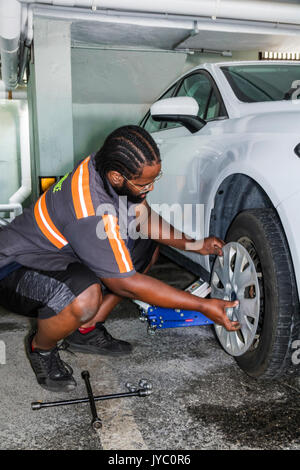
[{"x1": 0, "y1": 126, "x2": 239, "y2": 392}]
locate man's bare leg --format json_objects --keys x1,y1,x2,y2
[
  {"x1": 62, "y1": 247, "x2": 160, "y2": 355},
  {"x1": 32, "y1": 283, "x2": 102, "y2": 350},
  {"x1": 80, "y1": 246, "x2": 160, "y2": 328}
]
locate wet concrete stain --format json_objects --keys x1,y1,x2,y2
[{"x1": 187, "y1": 396, "x2": 300, "y2": 449}]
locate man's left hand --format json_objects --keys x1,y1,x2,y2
[{"x1": 197, "y1": 236, "x2": 225, "y2": 256}]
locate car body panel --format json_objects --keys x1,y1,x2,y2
[{"x1": 144, "y1": 60, "x2": 300, "y2": 296}]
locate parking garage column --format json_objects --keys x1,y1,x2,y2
[{"x1": 28, "y1": 17, "x2": 74, "y2": 191}]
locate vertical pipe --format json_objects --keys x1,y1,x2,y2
[{"x1": 0, "y1": 0, "x2": 21, "y2": 90}]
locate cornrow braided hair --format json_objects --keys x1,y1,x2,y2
[{"x1": 95, "y1": 125, "x2": 161, "y2": 195}]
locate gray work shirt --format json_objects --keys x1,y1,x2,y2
[{"x1": 0, "y1": 154, "x2": 139, "y2": 278}]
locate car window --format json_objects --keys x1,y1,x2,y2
[
  {"x1": 142, "y1": 72, "x2": 227, "y2": 133},
  {"x1": 143, "y1": 83, "x2": 178, "y2": 133},
  {"x1": 221, "y1": 64, "x2": 300, "y2": 102},
  {"x1": 177, "y1": 73, "x2": 211, "y2": 119},
  {"x1": 206, "y1": 90, "x2": 221, "y2": 120},
  {"x1": 176, "y1": 73, "x2": 224, "y2": 121},
  {"x1": 142, "y1": 113, "x2": 162, "y2": 133}
]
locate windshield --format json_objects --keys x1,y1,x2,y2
[{"x1": 221, "y1": 64, "x2": 300, "y2": 102}]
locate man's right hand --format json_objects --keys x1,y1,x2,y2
[
  {"x1": 102, "y1": 273, "x2": 241, "y2": 332},
  {"x1": 202, "y1": 298, "x2": 240, "y2": 331}
]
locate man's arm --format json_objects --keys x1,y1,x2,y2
[
  {"x1": 101, "y1": 272, "x2": 240, "y2": 332},
  {"x1": 135, "y1": 200, "x2": 224, "y2": 255}
]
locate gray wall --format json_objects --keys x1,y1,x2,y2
[
  {"x1": 71, "y1": 47, "x2": 259, "y2": 162},
  {"x1": 3, "y1": 15, "x2": 260, "y2": 207},
  {"x1": 71, "y1": 48, "x2": 187, "y2": 162}
]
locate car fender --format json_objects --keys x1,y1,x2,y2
[
  {"x1": 203, "y1": 129, "x2": 300, "y2": 229},
  {"x1": 202, "y1": 164, "x2": 300, "y2": 297},
  {"x1": 202, "y1": 134, "x2": 295, "y2": 239}
]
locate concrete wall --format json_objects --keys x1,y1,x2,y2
[
  {"x1": 2, "y1": 13, "x2": 260, "y2": 205},
  {"x1": 0, "y1": 46, "x2": 257, "y2": 207},
  {"x1": 71, "y1": 48, "x2": 259, "y2": 162},
  {"x1": 71, "y1": 48, "x2": 187, "y2": 162}
]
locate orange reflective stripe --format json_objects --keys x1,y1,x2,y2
[
  {"x1": 71, "y1": 163, "x2": 83, "y2": 219},
  {"x1": 102, "y1": 214, "x2": 133, "y2": 273},
  {"x1": 71, "y1": 156, "x2": 95, "y2": 219},
  {"x1": 81, "y1": 157, "x2": 95, "y2": 216},
  {"x1": 34, "y1": 192, "x2": 68, "y2": 249}
]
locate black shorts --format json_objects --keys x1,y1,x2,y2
[{"x1": 0, "y1": 239, "x2": 157, "y2": 320}]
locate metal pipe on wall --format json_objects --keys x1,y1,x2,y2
[
  {"x1": 22, "y1": 0, "x2": 300, "y2": 51},
  {"x1": 17, "y1": 0, "x2": 300, "y2": 25},
  {"x1": 0, "y1": 203, "x2": 23, "y2": 218},
  {"x1": 22, "y1": 3, "x2": 300, "y2": 51},
  {"x1": 1, "y1": 0, "x2": 299, "y2": 91},
  {"x1": 0, "y1": 0, "x2": 22, "y2": 90}
]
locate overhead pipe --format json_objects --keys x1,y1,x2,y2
[
  {"x1": 24, "y1": 3, "x2": 194, "y2": 36},
  {"x1": 17, "y1": 0, "x2": 300, "y2": 26},
  {"x1": 3, "y1": 0, "x2": 300, "y2": 88},
  {"x1": 0, "y1": 0, "x2": 22, "y2": 90},
  {"x1": 18, "y1": 2, "x2": 31, "y2": 84},
  {"x1": 21, "y1": 3, "x2": 300, "y2": 53},
  {"x1": 11, "y1": 1, "x2": 300, "y2": 89},
  {"x1": 0, "y1": 0, "x2": 29, "y2": 90}
]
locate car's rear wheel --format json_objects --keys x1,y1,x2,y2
[{"x1": 211, "y1": 209, "x2": 300, "y2": 379}]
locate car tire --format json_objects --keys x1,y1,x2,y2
[{"x1": 225, "y1": 208, "x2": 300, "y2": 379}]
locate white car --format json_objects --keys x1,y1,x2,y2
[{"x1": 141, "y1": 60, "x2": 300, "y2": 380}]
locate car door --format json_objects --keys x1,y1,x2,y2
[{"x1": 143, "y1": 70, "x2": 228, "y2": 251}]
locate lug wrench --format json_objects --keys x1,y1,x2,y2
[
  {"x1": 81, "y1": 370, "x2": 102, "y2": 430},
  {"x1": 31, "y1": 371, "x2": 152, "y2": 431}
]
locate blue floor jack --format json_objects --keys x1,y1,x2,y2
[{"x1": 133, "y1": 278, "x2": 214, "y2": 335}]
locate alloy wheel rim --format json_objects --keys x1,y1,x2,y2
[{"x1": 211, "y1": 242, "x2": 260, "y2": 356}]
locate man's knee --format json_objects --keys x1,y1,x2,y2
[{"x1": 71, "y1": 283, "x2": 102, "y2": 323}]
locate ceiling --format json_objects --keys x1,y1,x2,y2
[{"x1": 69, "y1": 16, "x2": 300, "y2": 52}]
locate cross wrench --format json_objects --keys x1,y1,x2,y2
[
  {"x1": 31, "y1": 372, "x2": 152, "y2": 431},
  {"x1": 81, "y1": 370, "x2": 102, "y2": 430}
]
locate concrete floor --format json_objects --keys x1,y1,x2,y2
[{"x1": 0, "y1": 255, "x2": 299, "y2": 451}]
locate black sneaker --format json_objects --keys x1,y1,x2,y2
[
  {"x1": 25, "y1": 332, "x2": 77, "y2": 392},
  {"x1": 63, "y1": 323, "x2": 133, "y2": 356}
]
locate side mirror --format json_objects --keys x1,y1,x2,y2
[{"x1": 150, "y1": 97, "x2": 206, "y2": 133}]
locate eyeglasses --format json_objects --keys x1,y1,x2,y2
[{"x1": 122, "y1": 171, "x2": 163, "y2": 194}]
